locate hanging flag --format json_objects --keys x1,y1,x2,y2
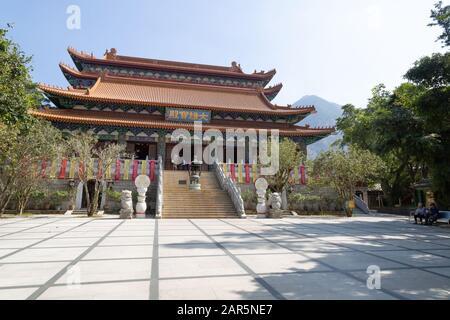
[
  {"x1": 132, "y1": 159, "x2": 139, "y2": 181},
  {"x1": 141, "y1": 160, "x2": 147, "y2": 176},
  {"x1": 123, "y1": 159, "x2": 130, "y2": 180},
  {"x1": 149, "y1": 160, "x2": 155, "y2": 181},
  {"x1": 105, "y1": 161, "x2": 111, "y2": 180},
  {"x1": 230, "y1": 163, "x2": 236, "y2": 181},
  {"x1": 237, "y1": 163, "x2": 243, "y2": 183},
  {"x1": 252, "y1": 163, "x2": 258, "y2": 182},
  {"x1": 69, "y1": 158, "x2": 76, "y2": 179},
  {"x1": 294, "y1": 166, "x2": 299, "y2": 184},
  {"x1": 41, "y1": 160, "x2": 48, "y2": 178},
  {"x1": 59, "y1": 158, "x2": 67, "y2": 179},
  {"x1": 245, "y1": 163, "x2": 250, "y2": 184},
  {"x1": 78, "y1": 160, "x2": 85, "y2": 179},
  {"x1": 87, "y1": 159, "x2": 94, "y2": 180},
  {"x1": 97, "y1": 159, "x2": 103, "y2": 179},
  {"x1": 49, "y1": 159, "x2": 57, "y2": 179},
  {"x1": 222, "y1": 163, "x2": 228, "y2": 176},
  {"x1": 115, "y1": 159, "x2": 121, "y2": 181},
  {"x1": 300, "y1": 164, "x2": 306, "y2": 185}
]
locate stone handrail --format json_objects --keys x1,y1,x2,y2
[
  {"x1": 155, "y1": 156, "x2": 163, "y2": 219},
  {"x1": 213, "y1": 162, "x2": 246, "y2": 218},
  {"x1": 353, "y1": 194, "x2": 370, "y2": 214}
]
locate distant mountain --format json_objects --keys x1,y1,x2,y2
[{"x1": 293, "y1": 95, "x2": 343, "y2": 159}]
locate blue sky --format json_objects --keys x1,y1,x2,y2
[{"x1": 1, "y1": 0, "x2": 446, "y2": 108}]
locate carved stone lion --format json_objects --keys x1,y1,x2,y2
[{"x1": 119, "y1": 190, "x2": 134, "y2": 219}]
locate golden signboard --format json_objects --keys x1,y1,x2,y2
[{"x1": 165, "y1": 108, "x2": 211, "y2": 123}]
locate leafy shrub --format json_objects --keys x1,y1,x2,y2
[{"x1": 106, "y1": 189, "x2": 121, "y2": 203}]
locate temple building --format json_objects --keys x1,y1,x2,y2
[{"x1": 32, "y1": 47, "x2": 334, "y2": 169}]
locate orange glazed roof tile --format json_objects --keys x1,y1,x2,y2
[
  {"x1": 30, "y1": 109, "x2": 335, "y2": 137},
  {"x1": 67, "y1": 47, "x2": 276, "y2": 81},
  {"x1": 59, "y1": 63, "x2": 98, "y2": 79},
  {"x1": 38, "y1": 74, "x2": 314, "y2": 116}
]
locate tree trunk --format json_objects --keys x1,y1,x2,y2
[
  {"x1": 0, "y1": 193, "x2": 13, "y2": 216},
  {"x1": 18, "y1": 200, "x2": 26, "y2": 216},
  {"x1": 89, "y1": 182, "x2": 100, "y2": 216},
  {"x1": 83, "y1": 182, "x2": 91, "y2": 216}
]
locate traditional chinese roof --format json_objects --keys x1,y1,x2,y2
[
  {"x1": 38, "y1": 74, "x2": 314, "y2": 116},
  {"x1": 59, "y1": 62, "x2": 97, "y2": 80},
  {"x1": 68, "y1": 47, "x2": 276, "y2": 82},
  {"x1": 263, "y1": 83, "x2": 283, "y2": 101},
  {"x1": 30, "y1": 108, "x2": 335, "y2": 138}
]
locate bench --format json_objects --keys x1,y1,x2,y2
[
  {"x1": 409, "y1": 210, "x2": 450, "y2": 225},
  {"x1": 435, "y1": 211, "x2": 450, "y2": 225}
]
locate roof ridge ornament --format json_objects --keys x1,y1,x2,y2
[
  {"x1": 230, "y1": 61, "x2": 242, "y2": 72},
  {"x1": 104, "y1": 48, "x2": 117, "y2": 60}
]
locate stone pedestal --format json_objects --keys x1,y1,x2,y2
[
  {"x1": 135, "y1": 175, "x2": 151, "y2": 218},
  {"x1": 255, "y1": 178, "x2": 268, "y2": 218}
]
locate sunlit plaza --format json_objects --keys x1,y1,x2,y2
[{"x1": 1, "y1": 215, "x2": 449, "y2": 300}]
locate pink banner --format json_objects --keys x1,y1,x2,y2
[
  {"x1": 97, "y1": 159, "x2": 103, "y2": 179},
  {"x1": 115, "y1": 159, "x2": 121, "y2": 181},
  {"x1": 132, "y1": 160, "x2": 139, "y2": 181},
  {"x1": 245, "y1": 164, "x2": 250, "y2": 184},
  {"x1": 149, "y1": 160, "x2": 155, "y2": 181},
  {"x1": 41, "y1": 160, "x2": 47, "y2": 178},
  {"x1": 58, "y1": 158, "x2": 67, "y2": 179},
  {"x1": 230, "y1": 163, "x2": 236, "y2": 181},
  {"x1": 300, "y1": 164, "x2": 306, "y2": 185}
]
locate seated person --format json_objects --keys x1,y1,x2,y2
[
  {"x1": 425, "y1": 202, "x2": 439, "y2": 225},
  {"x1": 414, "y1": 203, "x2": 427, "y2": 224}
]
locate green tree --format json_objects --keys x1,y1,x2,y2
[
  {"x1": 313, "y1": 146, "x2": 385, "y2": 216},
  {"x1": 337, "y1": 2, "x2": 450, "y2": 208},
  {"x1": 265, "y1": 138, "x2": 304, "y2": 193},
  {"x1": 337, "y1": 85, "x2": 433, "y2": 205},
  {"x1": 429, "y1": 1, "x2": 450, "y2": 47},
  {"x1": 66, "y1": 132, "x2": 126, "y2": 216},
  {"x1": 0, "y1": 25, "x2": 41, "y2": 125},
  {"x1": 0, "y1": 120, "x2": 63, "y2": 215}
]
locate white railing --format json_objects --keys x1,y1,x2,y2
[
  {"x1": 155, "y1": 156, "x2": 163, "y2": 219},
  {"x1": 213, "y1": 162, "x2": 246, "y2": 218},
  {"x1": 353, "y1": 194, "x2": 370, "y2": 214}
]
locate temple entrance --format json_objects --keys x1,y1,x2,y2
[
  {"x1": 81, "y1": 180, "x2": 102, "y2": 209},
  {"x1": 126, "y1": 142, "x2": 158, "y2": 160},
  {"x1": 164, "y1": 143, "x2": 213, "y2": 170}
]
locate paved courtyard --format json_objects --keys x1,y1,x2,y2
[{"x1": 0, "y1": 215, "x2": 449, "y2": 300}]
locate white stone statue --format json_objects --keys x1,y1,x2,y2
[
  {"x1": 119, "y1": 190, "x2": 134, "y2": 219},
  {"x1": 135, "y1": 175, "x2": 151, "y2": 218},
  {"x1": 255, "y1": 178, "x2": 268, "y2": 216},
  {"x1": 267, "y1": 192, "x2": 283, "y2": 218},
  {"x1": 268, "y1": 193, "x2": 282, "y2": 210}
]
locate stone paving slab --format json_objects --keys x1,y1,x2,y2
[{"x1": 0, "y1": 215, "x2": 449, "y2": 300}]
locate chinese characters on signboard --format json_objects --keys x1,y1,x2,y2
[{"x1": 165, "y1": 108, "x2": 211, "y2": 123}]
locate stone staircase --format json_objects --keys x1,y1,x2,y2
[{"x1": 162, "y1": 170, "x2": 239, "y2": 219}]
